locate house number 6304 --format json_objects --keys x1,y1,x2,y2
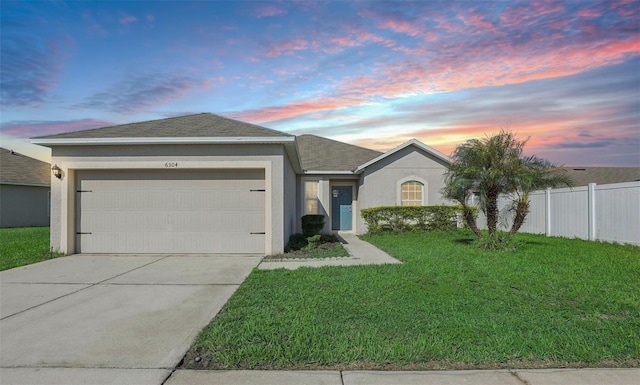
[{"x1": 165, "y1": 162, "x2": 178, "y2": 168}]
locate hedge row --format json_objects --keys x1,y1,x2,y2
[{"x1": 360, "y1": 205, "x2": 473, "y2": 233}]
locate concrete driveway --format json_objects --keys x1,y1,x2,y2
[{"x1": 0, "y1": 254, "x2": 262, "y2": 385}]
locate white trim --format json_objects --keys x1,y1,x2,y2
[
  {"x1": 303, "y1": 170, "x2": 354, "y2": 175},
  {"x1": 31, "y1": 136, "x2": 295, "y2": 146},
  {"x1": 0, "y1": 181, "x2": 50, "y2": 187},
  {"x1": 355, "y1": 139, "x2": 450, "y2": 173}
]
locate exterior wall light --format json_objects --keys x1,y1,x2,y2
[
  {"x1": 52, "y1": 164, "x2": 63, "y2": 180},
  {"x1": 332, "y1": 189, "x2": 339, "y2": 198}
]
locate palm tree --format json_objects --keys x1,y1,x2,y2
[
  {"x1": 444, "y1": 130, "x2": 572, "y2": 239},
  {"x1": 508, "y1": 156, "x2": 573, "y2": 234},
  {"x1": 442, "y1": 175, "x2": 483, "y2": 238}
]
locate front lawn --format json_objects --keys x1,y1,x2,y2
[
  {"x1": 0, "y1": 227, "x2": 61, "y2": 271},
  {"x1": 184, "y1": 230, "x2": 640, "y2": 370}
]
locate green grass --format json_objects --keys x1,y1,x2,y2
[
  {"x1": 264, "y1": 242, "x2": 350, "y2": 260},
  {"x1": 0, "y1": 227, "x2": 61, "y2": 271},
  {"x1": 185, "y1": 230, "x2": 640, "y2": 370}
]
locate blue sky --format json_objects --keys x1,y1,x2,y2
[{"x1": 1, "y1": 0, "x2": 639, "y2": 166}]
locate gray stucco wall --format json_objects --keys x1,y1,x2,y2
[
  {"x1": 49, "y1": 143, "x2": 289, "y2": 254},
  {"x1": 357, "y1": 146, "x2": 450, "y2": 233},
  {"x1": 282, "y1": 152, "x2": 297, "y2": 245},
  {"x1": 0, "y1": 184, "x2": 50, "y2": 228}
]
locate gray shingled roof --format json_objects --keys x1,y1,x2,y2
[
  {"x1": 33, "y1": 113, "x2": 292, "y2": 139},
  {"x1": 0, "y1": 148, "x2": 51, "y2": 186},
  {"x1": 297, "y1": 134, "x2": 382, "y2": 171},
  {"x1": 564, "y1": 167, "x2": 640, "y2": 187}
]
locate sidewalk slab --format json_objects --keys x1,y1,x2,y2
[
  {"x1": 343, "y1": 370, "x2": 522, "y2": 385},
  {"x1": 515, "y1": 368, "x2": 640, "y2": 385},
  {"x1": 166, "y1": 370, "x2": 343, "y2": 385},
  {"x1": 0, "y1": 367, "x2": 170, "y2": 385}
]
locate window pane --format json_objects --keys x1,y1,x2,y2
[
  {"x1": 305, "y1": 181, "x2": 318, "y2": 199},
  {"x1": 401, "y1": 181, "x2": 423, "y2": 206},
  {"x1": 306, "y1": 200, "x2": 318, "y2": 214}
]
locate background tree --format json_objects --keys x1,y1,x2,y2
[{"x1": 444, "y1": 130, "x2": 572, "y2": 240}]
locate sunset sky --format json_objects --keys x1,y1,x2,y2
[{"x1": 1, "y1": 0, "x2": 639, "y2": 166}]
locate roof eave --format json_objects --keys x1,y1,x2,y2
[
  {"x1": 354, "y1": 139, "x2": 451, "y2": 173},
  {"x1": 303, "y1": 170, "x2": 354, "y2": 175},
  {"x1": 0, "y1": 181, "x2": 50, "y2": 187},
  {"x1": 30, "y1": 136, "x2": 296, "y2": 147}
]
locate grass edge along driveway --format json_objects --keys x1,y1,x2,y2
[
  {"x1": 0, "y1": 227, "x2": 61, "y2": 271},
  {"x1": 184, "y1": 230, "x2": 640, "y2": 370}
]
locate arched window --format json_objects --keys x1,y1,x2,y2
[{"x1": 401, "y1": 181, "x2": 424, "y2": 206}]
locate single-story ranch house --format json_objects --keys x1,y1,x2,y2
[
  {"x1": 32, "y1": 113, "x2": 451, "y2": 255},
  {"x1": 0, "y1": 148, "x2": 51, "y2": 228}
]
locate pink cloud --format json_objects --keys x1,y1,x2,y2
[
  {"x1": 119, "y1": 14, "x2": 137, "y2": 25},
  {"x1": 425, "y1": 32, "x2": 438, "y2": 42},
  {"x1": 233, "y1": 32, "x2": 639, "y2": 125},
  {"x1": 378, "y1": 18, "x2": 422, "y2": 37},
  {"x1": 254, "y1": 4, "x2": 287, "y2": 18},
  {"x1": 265, "y1": 38, "x2": 309, "y2": 57},
  {"x1": 577, "y1": 8, "x2": 602, "y2": 18},
  {"x1": 458, "y1": 13, "x2": 499, "y2": 35},
  {"x1": 231, "y1": 97, "x2": 364, "y2": 123}
]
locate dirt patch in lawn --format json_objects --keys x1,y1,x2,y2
[{"x1": 180, "y1": 348, "x2": 639, "y2": 371}]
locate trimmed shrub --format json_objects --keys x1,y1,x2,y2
[
  {"x1": 360, "y1": 205, "x2": 474, "y2": 234},
  {"x1": 305, "y1": 234, "x2": 322, "y2": 250},
  {"x1": 301, "y1": 215, "x2": 325, "y2": 238},
  {"x1": 286, "y1": 233, "x2": 308, "y2": 252}
]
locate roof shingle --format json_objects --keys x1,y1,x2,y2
[
  {"x1": 564, "y1": 167, "x2": 640, "y2": 187},
  {"x1": 0, "y1": 148, "x2": 51, "y2": 186},
  {"x1": 33, "y1": 113, "x2": 292, "y2": 139},
  {"x1": 297, "y1": 134, "x2": 382, "y2": 171}
]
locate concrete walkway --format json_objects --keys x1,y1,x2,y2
[
  {"x1": 258, "y1": 232, "x2": 402, "y2": 270},
  {"x1": 164, "y1": 368, "x2": 640, "y2": 385}
]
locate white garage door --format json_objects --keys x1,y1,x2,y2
[{"x1": 75, "y1": 169, "x2": 265, "y2": 254}]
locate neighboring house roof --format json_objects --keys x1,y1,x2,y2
[
  {"x1": 0, "y1": 148, "x2": 51, "y2": 186},
  {"x1": 354, "y1": 139, "x2": 451, "y2": 173},
  {"x1": 33, "y1": 113, "x2": 293, "y2": 139},
  {"x1": 296, "y1": 134, "x2": 382, "y2": 172},
  {"x1": 564, "y1": 167, "x2": 640, "y2": 186}
]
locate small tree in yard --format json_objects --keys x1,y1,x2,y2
[{"x1": 443, "y1": 130, "x2": 572, "y2": 245}]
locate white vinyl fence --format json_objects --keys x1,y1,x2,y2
[{"x1": 476, "y1": 181, "x2": 640, "y2": 245}]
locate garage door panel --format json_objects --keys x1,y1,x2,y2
[
  {"x1": 81, "y1": 190, "x2": 264, "y2": 212},
  {"x1": 78, "y1": 233, "x2": 265, "y2": 254},
  {"x1": 81, "y1": 211, "x2": 265, "y2": 233},
  {"x1": 76, "y1": 169, "x2": 266, "y2": 254}
]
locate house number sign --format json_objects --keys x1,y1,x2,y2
[{"x1": 165, "y1": 162, "x2": 179, "y2": 168}]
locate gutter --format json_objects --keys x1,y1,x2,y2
[{"x1": 303, "y1": 170, "x2": 355, "y2": 175}]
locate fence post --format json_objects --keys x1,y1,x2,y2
[
  {"x1": 545, "y1": 187, "x2": 552, "y2": 236},
  {"x1": 588, "y1": 183, "x2": 597, "y2": 241}
]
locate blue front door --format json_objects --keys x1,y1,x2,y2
[{"x1": 331, "y1": 186, "x2": 352, "y2": 230}]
